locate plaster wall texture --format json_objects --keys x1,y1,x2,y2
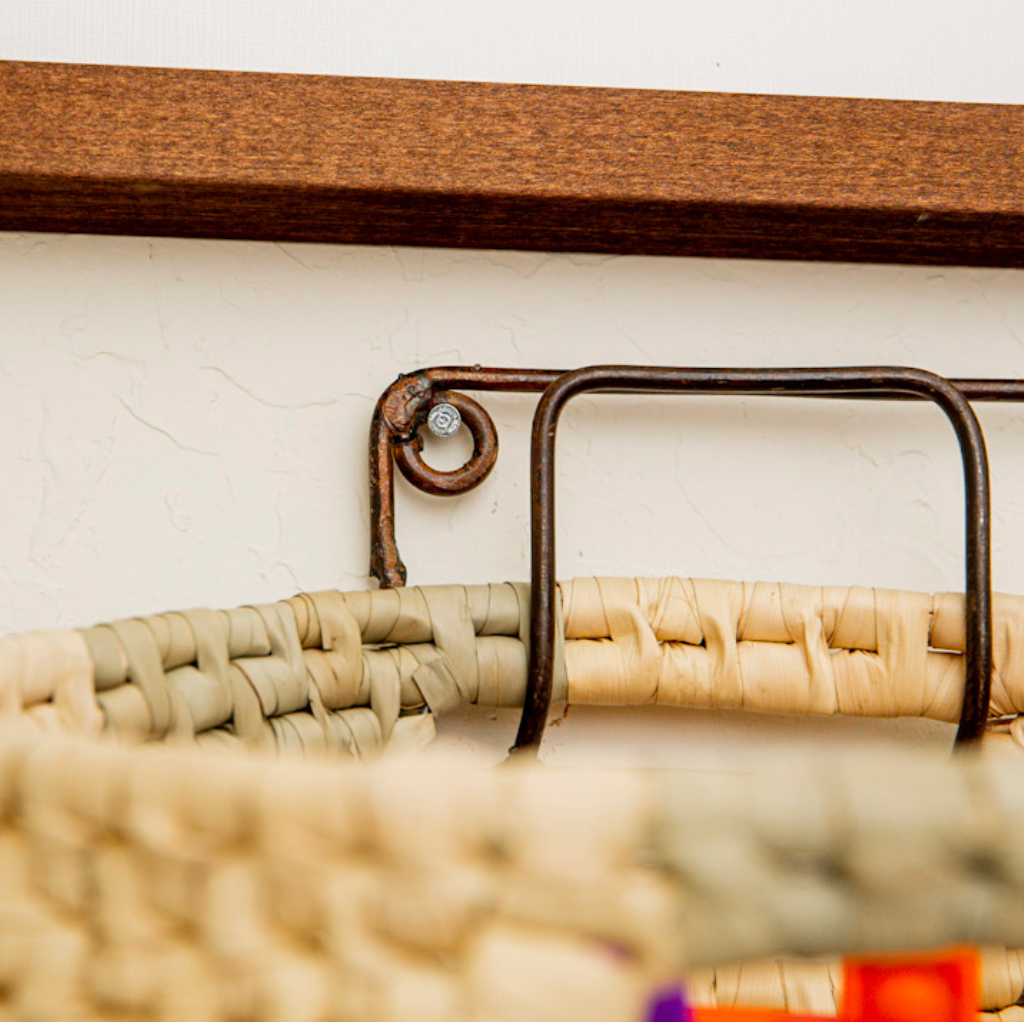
[
  {"x1": 2, "y1": 3, "x2": 1024, "y2": 765},
  {"x1": 3, "y1": 0, "x2": 1024, "y2": 102}
]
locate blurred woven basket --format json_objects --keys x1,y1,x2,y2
[{"x1": 6, "y1": 575, "x2": 1024, "y2": 1019}]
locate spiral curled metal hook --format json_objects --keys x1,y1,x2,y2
[
  {"x1": 393, "y1": 391, "x2": 499, "y2": 496},
  {"x1": 368, "y1": 367, "x2": 562, "y2": 587}
]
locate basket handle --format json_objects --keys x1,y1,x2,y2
[{"x1": 512, "y1": 365, "x2": 993, "y2": 754}]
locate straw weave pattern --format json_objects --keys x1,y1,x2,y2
[
  {"x1": 3, "y1": 738, "x2": 1024, "y2": 1020},
  {"x1": 6, "y1": 576, "x2": 1024, "y2": 1018},
  {"x1": 7, "y1": 577, "x2": 1024, "y2": 755},
  {"x1": 561, "y1": 577, "x2": 1024, "y2": 725}
]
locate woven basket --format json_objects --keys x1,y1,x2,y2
[{"x1": 6, "y1": 575, "x2": 1024, "y2": 1019}]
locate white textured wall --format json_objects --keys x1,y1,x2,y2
[
  {"x1": 3, "y1": 0, "x2": 1024, "y2": 102},
  {"x1": 3, "y1": 3, "x2": 1024, "y2": 764}
]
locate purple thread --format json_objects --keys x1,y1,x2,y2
[{"x1": 645, "y1": 984, "x2": 691, "y2": 1022}]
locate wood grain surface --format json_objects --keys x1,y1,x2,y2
[{"x1": 2, "y1": 60, "x2": 1023, "y2": 267}]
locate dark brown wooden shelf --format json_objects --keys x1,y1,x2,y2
[{"x1": 2, "y1": 60, "x2": 1023, "y2": 267}]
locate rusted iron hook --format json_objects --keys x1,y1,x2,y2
[
  {"x1": 369, "y1": 367, "x2": 561, "y2": 586},
  {"x1": 369, "y1": 367, "x2": 1020, "y2": 589}
]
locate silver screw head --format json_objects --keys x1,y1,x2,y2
[{"x1": 427, "y1": 402, "x2": 462, "y2": 438}]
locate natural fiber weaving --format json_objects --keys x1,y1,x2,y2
[
  {"x1": 3, "y1": 737, "x2": 1024, "y2": 1020},
  {"x1": 6, "y1": 575, "x2": 1024, "y2": 1019},
  {"x1": 9, "y1": 577, "x2": 1024, "y2": 752}
]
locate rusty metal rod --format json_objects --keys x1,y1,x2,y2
[
  {"x1": 511, "y1": 366, "x2": 993, "y2": 755},
  {"x1": 369, "y1": 366, "x2": 1023, "y2": 589}
]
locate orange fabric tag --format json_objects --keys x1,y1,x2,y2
[
  {"x1": 691, "y1": 1010, "x2": 824, "y2": 1021},
  {"x1": 842, "y1": 947, "x2": 979, "y2": 1022}
]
